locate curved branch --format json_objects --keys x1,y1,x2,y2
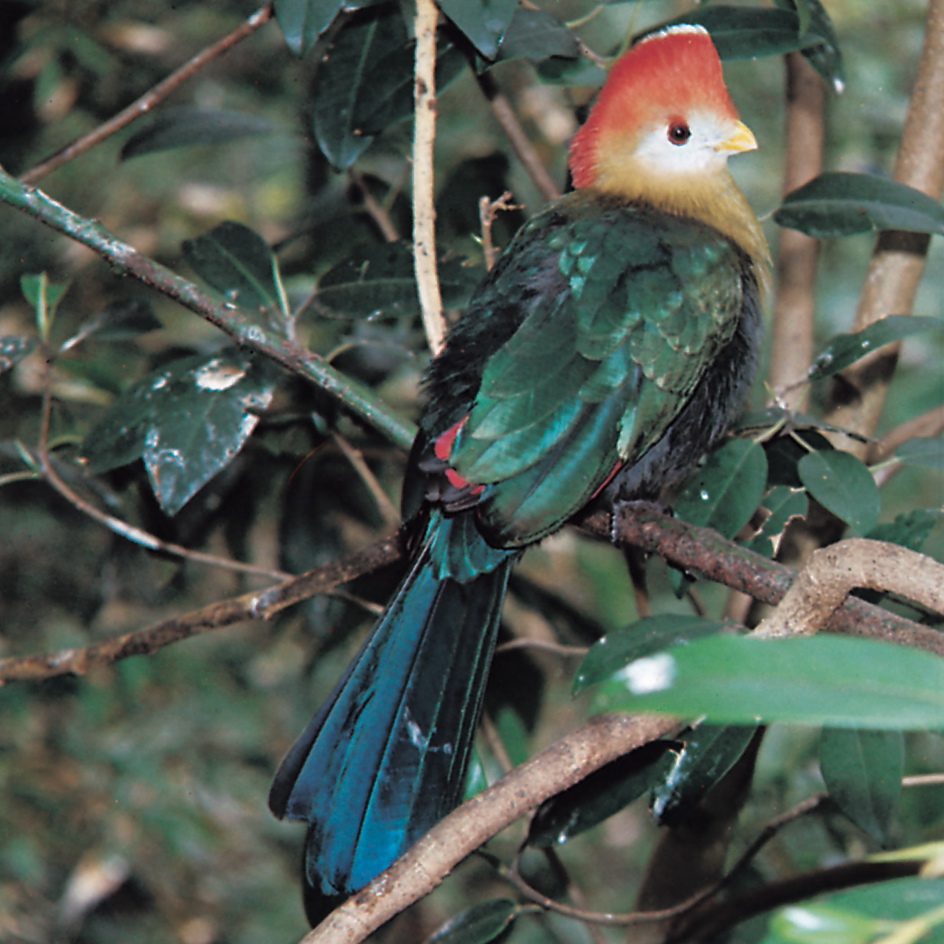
[{"x1": 301, "y1": 713, "x2": 680, "y2": 944}]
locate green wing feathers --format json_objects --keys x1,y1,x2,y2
[{"x1": 440, "y1": 195, "x2": 747, "y2": 546}]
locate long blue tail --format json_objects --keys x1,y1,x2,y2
[{"x1": 268, "y1": 513, "x2": 513, "y2": 922}]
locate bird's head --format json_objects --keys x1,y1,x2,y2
[
  {"x1": 568, "y1": 24, "x2": 768, "y2": 270},
  {"x1": 569, "y1": 24, "x2": 755, "y2": 193}
]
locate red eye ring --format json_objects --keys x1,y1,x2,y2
[{"x1": 667, "y1": 121, "x2": 691, "y2": 145}]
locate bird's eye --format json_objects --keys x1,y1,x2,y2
[{"x1": 667, "y1": 122, "x2": 691, "y2": 145}]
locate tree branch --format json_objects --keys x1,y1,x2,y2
[
  {"x1": 300, "y1": 714, "x2": 680, "y2": 944},
  {"x1": 413, "y1": 0, "x2": 446, "y2": 355},
  {"x1": 19, "y1": 4, "x2": 275, "y2": 184},
  {"x1": 0, "y1": 532, "x2": 403, "y2": 683},
  {"x1": 767, "y1": 52, "x2": 824, "y2": 409},
  {"x1": 755, "y1": 538, "x2": 944, "y2": 638},
  {"x1": 0, "y1": 167, "x2": 417, "y2": 451},
  {"x1": 823, "y1": 0, "x2": 944, "y2": 448}
]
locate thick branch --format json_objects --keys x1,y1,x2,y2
[
  {"x1": 767, "y1": 52, "x2": 824, "y2": 408},
  {"x1": 584, "y1": 505, "x2": 944, "y2": 656},
  {"x1": 301, "y1": 714, "x2": 679, "y2": 944},
  {"x1": 823, "y1": 0, "x2": 944, "y2": 448},
  {"x1": 755, "y1": 538, "x2": 944, "y2": 638}
]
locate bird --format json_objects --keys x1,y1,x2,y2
[{"x1": 268, "y1": 23, "x2": 769, "y2": 925}]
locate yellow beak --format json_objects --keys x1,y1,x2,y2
[{"x1": 716, "y1": 120, "x2": 758, "y2": 154}]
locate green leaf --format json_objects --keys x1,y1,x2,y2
[
  {"x1": 60, "y1": 299, "x2": 162, "y2": 352},
  {"x1": 808, "y1": 316, "x2": 943, "y2": 381},
  {"x1": 0, "y1": 336, "x2": 38, "y2": 375},
  {"x1": 895, "y1": 437, "x2": 944, "y2": 470},
  {"x1": 767, "y1": 903, "x2": 885, "y2": 944},
  {"x1": 81, "y1": 352, "x2": 276, "y2": 515},
  {"x1": 20, "y1": 272, "x2": 69, "y2": 342},
  {"x1": 673, "y1": 438, "x2": 768, "y2": 538},
  {"x1": 316, "y1": 242, "x2": 480, "y2": 320},
  {"x1": 746, "y1": 486, "x2": 808, "y2": 558},
  {"x1": 425, "y1": 899, "x2": 519, "y2": 944},
  {"x1": 528, "y1": 742, "x2": 676, "y2": 847},
  {"x1": 120, "y1": 108, "x2": 277, "y2": 160},
  {"x1": 657, "y1": 6, "x2": 832, "y2": 60},
  {"x1": 535, "y1": 55, "x2": 606, "y2": 87},
  {"x1": 773, "y1": 0, "x2": 845, "y2": 92},
  {"x1": 867, "y1": 508, "x2": 942, "y2": 553},
  {"x1": 592, "y1": 634, "x2": 944, "y2": 729},
  {"x1": 652, "y1": 724, "x2": 758, "y2": 825},
  {"x1": 438, "y1": 0, "x2": 518, "y2": 60},
  {"x1": 765, "y1": 428, "x2": 834, "y2": 489},
  {"x1": 493, "y1": 7, "x2": 578, "y2": 64},
  {"x1": 820, "y1": 727, "x2": 903, "y2": 844},
  {"x1": 183, "y1": 222, "x2": 287, "y2": 320},
  {"x1": 274, "y1": 0, "x2": 343, "y2": 57},
  {"x1": 797, "y1": 449, "x2": 880, "y2": 533},
  {"x1": 574, "y1": 615, "x2": 728, "y2": 694},
  {"x1": 775, "y1": 172, "x2": 944, "y2": 239}
]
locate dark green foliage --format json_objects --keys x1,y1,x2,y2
[{"x1": 425, "y1": 899, "x2": 520, "y2": 944}]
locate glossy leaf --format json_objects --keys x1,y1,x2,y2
[
  {"x1": 797, "y1": 449, "x2": 880, "y2": 533},
  {"x1": 183, "y1": 222, "x2": 287, "y2": 320},
  {"x1": 438, "y1": 0, "x2": 518, "y2": 60},
  {"x1": 775, "y1": 172, "x2": 944, "y2": 239},
  {"x1": 311, "y1": 6, "x2": 465, "y2": 169},
  {"x1": 120, "y1": 108, "x2": 277, "y2": 160},
  {"x1": 895, "y1": 436, "x2": 944, "y2": 470},
  {"x1": 772, "y1": 0, "x2": 845, "y2": 92},
  {"x1": 535, "y1": 56, "x2": 606, "y2": 87},
  {"x1": 425, "y1": 899, "x2": 519, "y2": 944},
  {"x1": 528, "y1": 742, "x2": 676, "y2": 847},
  {"x1": 808, "y1": 315, "x2": 943, "y2": 381},
  {"x1": 820, "y1": 727, "x2": 903, "y2": 844},
  {"x1": 493, "y1": 7, "x2": 578, "y2": 64},
  {"x1": 652, "y1": 724, "x2": 757, "y2": 825},
  {"x1": 765, "y1": 428, "x2": 834, "y2": 489},
  {"x1": 81, "y1": 352, "x2": 276, "y2": 515},
  {"x1": 591, "y1": 634, "x2": 944, "y2": 729},
  {"x1": 673, "y1": 438, "x2": 768, "y2": 538},
  {"x1": 574, "y1": 615, "x2": 728, "y2": 694},
  {"x1": 766, "y1": 903, "x2": 884, "y2": 944},
  {"x1": 274, "y1": 0, "x2": 342, "y2": 56},
  {"x1": 658, "y1": 6, "x2": 832, "y2": 61},
  {"x1": 0, "y1": 335, "x2": 37, "y2": 375},
  {"x1": 763, "y1": 876, "x2": 944, "y2": 944},
  {"x1": 746, "y1": 486, "x2": 808, "y2": 558}
]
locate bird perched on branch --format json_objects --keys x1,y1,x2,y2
[{"x1": 269, "y1": 23, "x2": 768, "y2": 924}]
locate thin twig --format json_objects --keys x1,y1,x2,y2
[
  {"x1": 0, "y1": 531, "x2": 403, "y2": 683},
  {"x1": 19, "y1": 5, "x2": 275, "y2": 184},
  {"x1": 349, "y1": 168, "x2": 400, "y2": 242},
  {"x1": 478, "y1": 191, "x2": 516, "y2": 270},
  {"x1": 476, "y1": 71, "x2": 562, "y2": 204},
  {"x1": 331, "y1": 430, "x2": 400, "y2": 529},
  {"x1": 495, "y1": 638, "x2": 587, "y2": 657},
  {"x1": 412, "y1": 0, "x2": 446, "y2": 354}
]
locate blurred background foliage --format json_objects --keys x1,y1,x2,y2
[{"x1": 1, "y1": 1, "x2": 943, "y2": 942}]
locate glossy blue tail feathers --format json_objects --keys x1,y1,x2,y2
[{"x1": 268, "y1": 513, "x2": 514, "y2": 922}]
